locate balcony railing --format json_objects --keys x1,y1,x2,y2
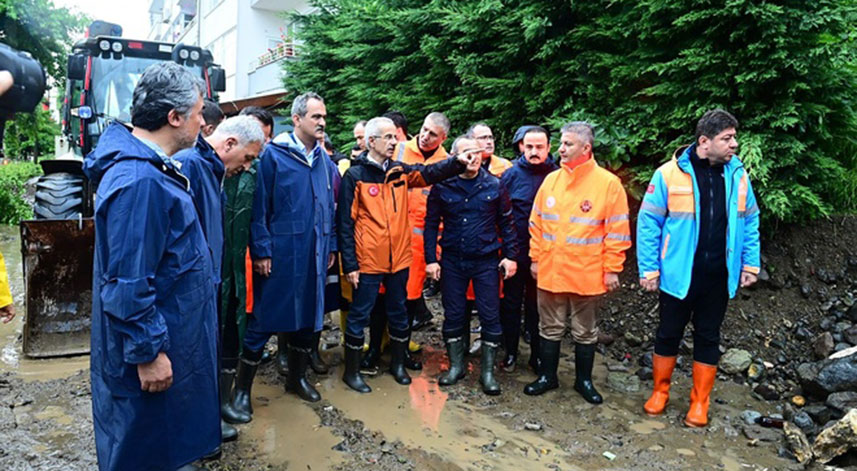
[{"x1": 249, "y1": 42, "x2": 297, "y2": 72}]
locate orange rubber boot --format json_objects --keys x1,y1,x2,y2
[
  {"x1": 684, "y1": 361, "x2": 717, "y2": 427},
  {"x1": 643, "y1": 354, "x2": 677, "y2": 416}
]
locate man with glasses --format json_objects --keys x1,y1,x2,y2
[{"x1": 468, "y1": 122, "x2": 512, "y2": 177}]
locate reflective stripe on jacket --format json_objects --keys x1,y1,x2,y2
[
  {"x1": 528, "y1": 157, "x2": 631, "y2": 295},
  {"x1": 636, "y1": 145, "x2": 761, "y2": 300}
]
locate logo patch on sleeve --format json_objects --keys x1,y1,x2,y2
[
  {"x1": 647, "y1": 184, "x2": 655, "y2": 194},
  {"x1": 368, "y1": 185, "x2": 380, "y2": 196}
]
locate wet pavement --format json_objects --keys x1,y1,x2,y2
[{"x1": 0, "y1": 224, "x2": 808, "y2": 470}]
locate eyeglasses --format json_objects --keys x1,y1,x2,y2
[
  {"x1": 474, "y1": 135, "x2": 494, "y2": 141},
  {"x1": 372, "y1": 134, "x2": 397, "y2": 142}
]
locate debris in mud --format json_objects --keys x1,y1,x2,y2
[
  {"x1": 783, "y1": 421, "x2": 813, "y2": 464},
  {"x1": 813, "y1": 409, "x2": 857, "y2": 463}
]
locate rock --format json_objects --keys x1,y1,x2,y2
[
  {"x1": 720, "y1": 348, "x2": 752, "y2": 375},
  {"x1": 826, "y1": 391, "x2": 857, "y2": 419},
  {"x1": 795, "y1": 326, "x2": 813, "y2": 341},
  {"x1": 792, "y1": 395, "x2": 806, "y2": 407},
  {"x1": 597, "y1": 332, "x2": 615, "y2": 346},
  {"x1": 835, "y1": 342, "x2": 852, "y2": 353},
  {"x1": 797, "y1": 353, "x2": 857, "y2": 398},
  {"x1": 636, "y1": 367, "x2": 653, "y2": 381},
  {"x1": 743, "y1": 424, "x2": 783, "y2": 442},
  {"x1": 747, "y1": 362, "x2": 766, "y2": 382},
  {"x1": 624, "y1": 331, "x2": 642, "y2": 347},
  {"x1": 805, "y1": 404, "x2": 833, "y2": 425},
  {"x1": 606, "y1": 372, "x2": 640, "y2": 393},
  {"x1": 741, "y1": 410, "x2": 762, "y2": 426},
  {"x1": 754, "y1": 383, "x2": 780, "y2": 401},
  {"x1": 784, "y1": 421, "x2": 814, "y2": 464},
  {"x1": 793, "y1": 412, "x2": 816, "y2": 434},
  {"x1": 814, "y1": 332, "x2": 836, "y2": 360},
  {"x1": 844, "y1": 327, "x2": 857, "y2": 346},
  {"x1": 524, "y1": 422, "x2": 542, "y2": 431},
  {"x1": 638, "y1": 352, "x2": 653, "y2": 368},
  {"x1": 847, "y1": 304, "x2": 857, "y2": 322},
  {"x1": 800, "y1": 284, "x2": 813, "y2": 299},
  {"x1": 813, "y1": 409, "x2": 857, "y2": 463}
]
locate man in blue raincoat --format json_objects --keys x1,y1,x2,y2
[
  {"x1": 173, "y1": 115, "x2": 265, "y2": 434},
  {"x1": 84, "y1": 62, "x2": 219, "y2": 471},
  {"x1": 229, "y1": 92, "x2": 337, "y2": 418}
]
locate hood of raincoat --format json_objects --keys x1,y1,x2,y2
[{"x1": 83, "y1": 122, "x2": 170, "y2": 185}]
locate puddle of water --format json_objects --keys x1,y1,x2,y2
[
  {"x1": 721, "y1": 456, "x2": 743, "y2": 471},
  {"x1": 244, "y1": 383, "x2": 346, "y2": 470},
  {"x1": 35, "y1": 405, "x2": 74, "y2": 425},
  {"x1": 630, "y1": 419, "x2": 666, "y2": 434},
  {"x1": 312, "y1": 347, "x2": 582, "y2": 471}
]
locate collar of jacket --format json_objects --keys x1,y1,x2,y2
[
  {"x1": 83, "y1": 122, "x2": 186, "y2": 186},
  {"x1": 195, "y1": 133, "x2": 226, "y2": 180},
  {"x1": 517, "y1": 155, "x2": 558, "y2": 174},
  {"x1": 405, "y1": 136, "x2": 446, "y2": 161},
  {"x1": 674, "y1": 143, "x2": 743, "y2": 175},
  {"x1": 559, "y1": 155, "x2": 597, "y2": 179}
]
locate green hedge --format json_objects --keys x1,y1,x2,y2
[
  {"x1": 0, "y1": 161, "x2": 41, "y2": 224},
  {"x1": 283, "y1": 0, "x2": 857, "y2": 224}
]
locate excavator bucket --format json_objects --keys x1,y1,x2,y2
[{"x1": 20, "y1": 218, "x2": 94, "y2": 358}]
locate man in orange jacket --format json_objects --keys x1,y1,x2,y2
[
  {"x1": 524, "y1": 122, "x2": 631, "y2": 404},
  {"x1": 395, "y1": 112, "x2": 450, "y2": 346}
]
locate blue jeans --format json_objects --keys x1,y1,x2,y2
[
  {"x1": 440, "y1": 255, "x2": 502, "y2": 343},
  {"x1": 345, "y1": 269, "x2": 409, "y2": 341}
]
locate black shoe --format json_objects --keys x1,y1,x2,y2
[
  {"x1": 388, "y1": 338, "x2": 412, "y2": 385},
  {"x1": 219, "y1": 367, "x2": 249, "y2": 424},
  {"x1": 422, "y1": 278, "x2": 441, "y2": 298},
  {"x1": 523, "y1": 338, "x2": 560, "y2": 396},
  {"x1": 343, "y1": 337, "x2": 371, "y2": 393},
  {"x1": 501, "y1": 353, "x2": 517, "y2": 373},
  {"x1": 309, "y1": 331, "x2": 329, "y2": 375},
  {"x1": 221, "y1": 419, "x2": 238, "y2": 443},
  {"x1": 260, "y1": 350, "x2": 273, "y2": 364},
  {"x1": 481, "y1": 341, "x2": 501, "y2": 395},
  {"x1": 285, "y1": 346, "x2": 321, "y2": 402},
  {"x1": 201, "y1": 445, "x2": 221, "y2": 461},
  {"x1": 275, "y1": 333, "x2": 289, "y2": 376},
  {"x1": 522, "y1": 330, "x2": 531, "y2": 345},
  {"x1": 439, "y1": 337, "x2": 467, "y2": 386},
  {"x1": 573, "y1": 343, "x2": 603, "y2": 404},
  {"x1": 407, "y1": 298, "x2": 433, "y2": 331},
  {"x1": 404, "y1": 350, "x2": 423, "y2": 371},
  {"x1": 230, "y1": 351, "x2": 262, "y2": 423}
]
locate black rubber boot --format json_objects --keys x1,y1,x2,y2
[
  {"x1": 388, "y1": 336, "x2": 412, "y2": 385},
  {"x1": 528, "y1": 331, "x2": 541, "y2": 374},
  {"x1": 230, "y1": 349, "x2": 262, "y2": 423},
  {"x1": 480, "y1": 341, "x2": 501, "y2": 395},
  {"x1": 343, "y1": 336, "x2": 371, "y2": 393},
  {"x1": 221, "y1": 419, "x2": 237, "y2": 443},
  {"x1": 309, "y1": 331, "x2": 329, "y2": 375},
  {"x1": 220, "y1": 366, "x2": 249, "y2": 424},
  {"x1": 408, "y1": 298, "x2": 432, "y2": 331},
  {"x1": 275, "y1": 333, "x2": 289, "y2": 376},
  {"x1": 285, "y1": 346, "x2": 321, "y2": 402},
  {"x1": 523, "y1": 338, "x2": 560, "y2": 396},
  {"x1": 403, "y1": 314, "x2": 423, "y2": 371},
  {"x1": 573, "y1": 343, "x2": 603, "y2": 404},
  {"x1": 439, "y1": 337, "x2": 467, "y2": 386},
  {"x1": 361, "y1": 301, "x2": 386, "y2": 370}
]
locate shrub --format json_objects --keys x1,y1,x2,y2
[{"x1": 0, "y1": 161, "x2": 41, "y2": 224}]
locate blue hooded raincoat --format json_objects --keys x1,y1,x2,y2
[
  {"x1": 84, "y1": 123, "x2": 220, "y2": 471},
  {"x1": 174, "y1": 134, "x2": 226, "y2": 284},
  {"x1": 249, "y1": 133, "x2": 337, "y2": 332}
]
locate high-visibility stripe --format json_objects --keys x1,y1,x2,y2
[
  {"x1": 413, "y1": 227, "x2": 424, "y2": 235},
  {"x1": 569, "y1": 216, "x2": 603, "y2": 225},
  {"x1": 605, "y1": 214, "x2": 629, "y2": 224},
  {"x1": 742, "y1": 265, "x2": 760, "y2": 274},
  {"x1": 540, "y1": 213, "x2": 560, "y2": 221},
  {"x1": 643, "y1": 270, "x2": 660, "y2": 280},
  {"x1": 395, "y1": 143, "x2": 406, "y2": 162},
  {"x1": 326, "y1": 275, "x2": 339, "y2": 284},
  {"x1": 640, "y1": 201, "x2": 667, "y2": 217},
  {"x1": 669, "y1": 211, "x2": 694, "y2": 220},
  {"x1": 606, "y1": 233, "x2": 631, "y2": 242},
  {"x1": 542, "y1": 232, "x2": 556, "y2": 242},
  {"x1": 528, "y1": 221, "x2": 535, "y2": 228},
  {"x1": 737, "y1": 210, "x2": 746, "y2": 218},
  {"x1": 421, "y1": 189, "x2": 430, "y2": 195},
  {"x1": 566, "y1": 236, "x2": 603, "y2": 245},
  {"x1": 745, "y1": 204, "x2": 759, "y2": 217}
]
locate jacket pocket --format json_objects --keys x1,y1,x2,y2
[{"x1": 272, "y1": 219, "x2": 305, "y2": 235}]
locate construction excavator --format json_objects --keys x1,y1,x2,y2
[{"x1": 20, "y1": 20, "x2": 225, "y2": 357}]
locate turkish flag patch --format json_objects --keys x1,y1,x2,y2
[
  {"x1": 646, "y1": 184, "x2": 655, "y2": 194},
  {"x1": 368, "y1": 185, "x2": 380, "y2": 196}
]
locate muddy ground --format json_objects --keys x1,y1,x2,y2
[{"x1": 1, "y1": 217, "x2": 855, "y2": 471}]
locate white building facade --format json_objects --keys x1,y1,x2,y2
[{"x1": 147, "y1": 0, "x2": 309, "y2": 108}]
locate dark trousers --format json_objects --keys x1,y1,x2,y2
[
  {"x1": 654, "y1": 268, "x2": 729, "y2": 365},
  {"x1": 440, "y1": 255, "x2": 502, "y2": 343},
  {"x1": 346, "y1": 269, "x2": 409, "y2": 340},
  {"x1": 499, "y1": 258, "x2": 538, "y2": 355},
  {"x1": 222, "y1": 290, "x2": 240, "y2": 368},
  {"x1": 243, "y1": 319, "x2": 314, "y2": 352}
]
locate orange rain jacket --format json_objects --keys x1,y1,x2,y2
[
  {"x1": 528, "y1": 157, "x2": 632, "y2": 296},
  {"x1": 483, "y1": 154, "x2": 512, "y2": 177},
  {"x1": 395, "y1": 138, "x2": 449, "y2": 299}
]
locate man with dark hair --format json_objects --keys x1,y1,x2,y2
[
  {"x1": 353, "y1": 120, "x2": 367, "y2": 151},
  {"x1": 498, "y1": 126, "x2": 557, "y2": 373},
  {"x1": 239, "y1": 106, "x2": 274, "y2": 142},
  {"x1": 83, "y1": 62, "x2": 217, "y2": 471},
  {"x1": 525, "y1": 122, "x2": 631, "y2": 404},
  {"x1": 201, "y1": 99, "x2": 224, "y2": 137},
  {"x1": 382, "y1": 110, "x2": 409, "y2": 142},
  {"x1": 467, "y1": 122, "x2": 512, "y2": 176},
  {"x1": 424, "y1": 136, "x2": 517, "y2": 395},
  {"x1": 230, "y1": 92, "x2": 337, "y2": 418},
  {"x1": 638, "y1": 109, "x2": 760, "y2": 427}
]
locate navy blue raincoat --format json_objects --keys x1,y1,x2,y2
[
  {"x1": 174, "y1": 135, "x2": 226, "y2": 284},
  {"x1": 249, "y1": 133, "x2": 337, "y2": 332},
  {"x1": 84, "y1": 123, "x2": 220, "y2": 471},
  {"x1": 500, "y1": 156, "x2": 559, "y2": 263}
]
